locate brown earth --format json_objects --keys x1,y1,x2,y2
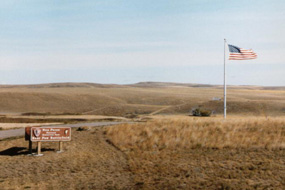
[{"x1": 0, "y1": 127, "x2": 134, "y2": 190}]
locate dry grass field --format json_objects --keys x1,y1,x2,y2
[
  {"x1": 105, "y1": 116, "x2": 285, "y2": 189},
  {"x1": 0, "y1": 82, "x2": 285, "y2": 189},
  {"x1": 0, "y1": 82, "x2": 284, "y2": 117},
  {"x1": 106, "y1": 115, "x2": 285, "y2": 150}
]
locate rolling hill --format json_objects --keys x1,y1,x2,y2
[{"x1": 0, "y1": 82, "x2": 284, "y2": 116}]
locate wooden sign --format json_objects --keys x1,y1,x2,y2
[{"x1": 30, "y1": 127, "x2": 71, "y2": 142}]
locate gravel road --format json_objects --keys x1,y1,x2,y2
[{"x1": 0, "y1": 122, "x2": 126, "y2": 140}]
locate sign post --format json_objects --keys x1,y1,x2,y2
[
  {"x1": 25, "y1": 126, "x2": 34, "y2": 155},
  {"x1": 58, "y1": 141, "x2": 63, "y2": 153},
  {"x1": 29, "y1": 140, "x2": 33, "y2": 154},
  {"x1": 37, "y1": 142, "x2": 43, "y2": 156}
]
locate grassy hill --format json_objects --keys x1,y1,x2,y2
[{"x1": 0, "y1": 82, "x2": 284, "y2": 116}]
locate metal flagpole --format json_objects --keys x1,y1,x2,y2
[{"x1": 224, "y1": 39, "x2": 227, "y2": 119}]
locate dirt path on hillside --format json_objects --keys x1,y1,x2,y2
[
  {"x1": 149, "y1": 101, "x2": 188, "y2": 115},
  {"x1": 0, "y1": 127, "x2": 135, "y2": 189},
  {"x1": 149, "y1": 106, "x2": 172, "y2": 115}
]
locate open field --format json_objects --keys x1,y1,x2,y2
[
  {"x1": 0, "y1": 82, "x2": 284, "y2": 117},
  {"x1": 0, "y1": 82, "x2": 285, "y2": 189},
  {"x1": 0, "y1": 116, "x2": 284, "y2": 189}
]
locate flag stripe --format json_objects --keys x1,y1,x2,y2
[
  {"x1": 228, "y1": 44, "x2": 257, "y2": 60},
  {"x1": 229, "y1": 54, "x2": 257, "y2": 56}
]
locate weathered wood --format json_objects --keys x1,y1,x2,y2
[
  {"x1": 37, "y1": 142, "x2": 41, "y2": 155},
  {"x1": 59, "y1": 141, "x2": 63, "y2": 152}
]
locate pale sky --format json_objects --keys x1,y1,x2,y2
[{"x1": 0, "y1": 0, "x2": 284, "y2": 86}]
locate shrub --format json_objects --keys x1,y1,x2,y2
[
  {"x1": 192, "y1": 108, "x2": 211, "y2": 117},
  {"x1": 125, "y1": 113, "x2": 139, "y2": 119},
  {"x1": 77, "y1": 126, "x2": 90, "y2": 131}
]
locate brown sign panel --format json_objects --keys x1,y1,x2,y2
[{"x1": 30, "y1": 127, "x2": 71, "y2": 142}]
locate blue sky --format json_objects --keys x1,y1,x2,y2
[{"x1": 0, "y1": 0, "x2": 284, "y2": 86}]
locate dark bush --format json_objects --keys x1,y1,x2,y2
[
  {"x1": 77, "y1": 126, "x2": 90, "y2": 131},
  {"x1": 192, "y1": 108, "x2": 212, "y2": 117}
]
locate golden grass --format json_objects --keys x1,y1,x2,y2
[
  {"x1": 105, "y1": 116, "x2": 285, "y2": 189},
  {"x1": 0, "y1": 83, "x2": 284, "y2": 116},
  {"x1": 105, "y1": 116, "x2": 285, "y2": 150}
]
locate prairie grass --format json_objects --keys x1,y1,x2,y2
[
  {"x1": 105, "y1": 116, "x2": 285, "y2": 189},
  {"x1": 105, "y1": 116, "x2": 285, "y2": 151}
]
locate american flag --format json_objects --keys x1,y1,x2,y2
[{"x1": 228, "y1": 44, "x2": 257, "y2": 60}]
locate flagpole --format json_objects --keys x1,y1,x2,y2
[{"x1": 224, "y1": 39, "x2": 227, "y2": 119}]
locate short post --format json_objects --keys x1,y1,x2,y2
[
  {"x1": 28, "y1": 140, "x2": 32, "y2": 154},
  {"x1": 57, "y1": 141, "x2": 63, "y2": 153},
  {"x1": 36, "y1": 142, "x2": 43, "y2": 156}
]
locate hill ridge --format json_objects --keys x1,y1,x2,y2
[{"x1": 0, "y1": 81, "x2": 284, "y2": 90}]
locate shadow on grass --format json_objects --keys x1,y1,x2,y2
[{"x1": 0, "y1": 147, "x2": 55, "y2": 156}]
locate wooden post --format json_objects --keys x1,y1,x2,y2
[
  {"x1": 57, "y1": 141, "x2": 63, "y2": 153},
  {"x1": 36, "y1": 142, "x2": 43, "y2": 156},
  {"x1": 37, "y1": 142, "x2": 41, "y2": 154},
  {"x1": 28, "y1": 140, "x2": 32, "y2": 154}
]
